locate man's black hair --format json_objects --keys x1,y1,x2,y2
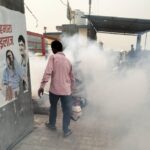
[
  {"x1": 51, "y1": 40, "x2": 63, "y2": 54},
  {"x1": 18, "y1": 35, "x2": 25, "y2": 44}
]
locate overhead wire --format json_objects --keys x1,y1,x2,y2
[
  {"x1": 24, "y1": 2, "x2": 39, "y2": 27},
  {"x1": 24, "y1": 0, "x2": 68, "y2": 27},
  {"x1": 59, "y1": 0, "x2": 67, "y2": 7}
]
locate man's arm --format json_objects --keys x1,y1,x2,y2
[{"x1": 38, "y1": 55, "x2": 54, "y2": 98}]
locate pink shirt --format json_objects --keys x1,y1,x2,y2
[{"x1": 40, "y1": 52, "x2": 74, "y2": 95}]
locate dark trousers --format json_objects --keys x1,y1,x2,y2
[{"x1": 49, "y1": 92, "x2": 72, "y2": 133}]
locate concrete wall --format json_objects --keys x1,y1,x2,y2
[
  {"x1": 79, "y1": 27, "x2": 88, "y2": 39},
  {"x1": 60, "y1": 24, "x2": 96, "y2": 41},
  {"x1": 78, "y1": 27, "x2": 88, "y2": 45},
  {"x1": 62, "y1": 24, "x2": 79, "y2": 36},
  {"x1": 0, "y1": 0, "x2": 34, "y2": 150}
]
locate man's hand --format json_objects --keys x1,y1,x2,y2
[{"x1": 38, "y1": 87, "x2": 44, "y2": 98}]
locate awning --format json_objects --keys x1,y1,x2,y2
[{"x1": 85, "y1": 15, "x2": 150, "y2": 35}]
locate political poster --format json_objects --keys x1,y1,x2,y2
[{"x1": 0, "y1": 6, "x2": 29, "y2": 107}]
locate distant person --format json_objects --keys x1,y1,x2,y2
[
  {"x1": 131, "y1": 44, "x2": 134, "y2": 51},
  {"x1": 38, "y1": 40, "x2": 74, "y2": 137},
  {"x1": 2, "y1": 50, "x2": 23, "y2": 100},
  {"x1": 18, "y1": 35, "x2": 28, "y2": 91},
  {"x1": 128, "y1": 44, "x2": 135, "y2": 60},
  {"x1": 99, "y1": 41, "x2": 104, "y2": 51}
]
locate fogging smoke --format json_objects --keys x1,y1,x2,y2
[
  {"x1": 29, "y1": 34, "x2": 150, "y2": 149},
  {"x1": 62, "y1": 34, "x2": 150, "y2": 150}
]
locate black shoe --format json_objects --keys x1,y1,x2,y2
[
  {"x1": 64, "y1": 129, "x2": 72, "y2": 137},
  {"x1": 45, "y1": 123, "x2": 56, "y2": 130}
]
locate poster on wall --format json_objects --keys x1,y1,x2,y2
[{"x1": 0, "y1": 6, "x2": 29, "y2": 107}]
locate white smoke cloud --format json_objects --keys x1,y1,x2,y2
[
  {"x1": 62, "y1": 34, "x2": 150, "y2": 150},
  {"x1": 29, "y1": 34, "x2": 150, "y2": 149}
]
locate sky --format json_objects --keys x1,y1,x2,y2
[{"x1": 24, "y1": 0, "x2": 150, "y2": 50}]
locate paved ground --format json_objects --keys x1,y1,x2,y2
[{"x1": 12, "y1": 103, "x2": 124, "y2": 150}]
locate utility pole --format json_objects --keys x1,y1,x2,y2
[
  {"x1": 67, "y1": 0, "x2": 72, "y2": 24},
  {"x1": 89, "y1": 0, "x2": 92, "y2": 16},
  {"x1": 87, "y1": 0, "x2": 96, "y2": 40},
  {"x1": 88, "y1": 0, "x2": 92, "y2": 38}
]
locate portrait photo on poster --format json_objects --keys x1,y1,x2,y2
[
  {"x1": 18, "y1": 34, "x2": 29, "y2": 93},
  {"x1": 2, "y1": 50, "x2": 22, "y2": 101}
]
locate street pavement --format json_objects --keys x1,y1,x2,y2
[{"x1": 12, "y1": 103, "x2": 123, "y2": 150}]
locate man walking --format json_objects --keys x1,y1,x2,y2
[{"x1": 38, "y1": 40, "x2": 74, "y2": 137}]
